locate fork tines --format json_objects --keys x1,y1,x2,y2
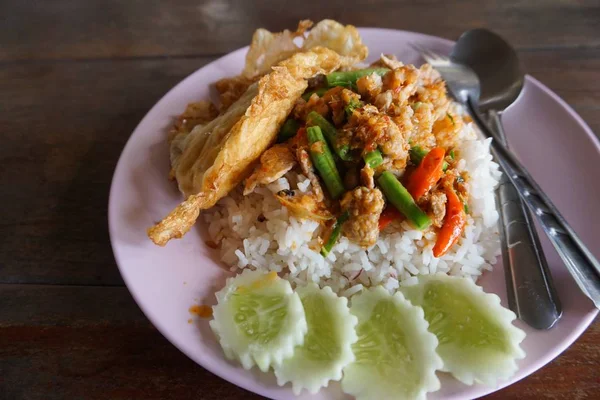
[{"x1": 409, "y1": 43, "x2": 449, "y2": 65}]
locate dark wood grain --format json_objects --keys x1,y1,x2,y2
[
  {"x1": 519, "y1": 48, "x2": 600, "y2": 109},
  {"x1": 0, "y1": 285, "x2": 257, "y2": 400},
  {"x1": 0, "y1": 57, "x2": 212, "y2": 285},
  {"x1": 1, "y1": 0, "x2": 599, "y2": 398},
  {"x1": 1, "y1": 0, "x2": 599, "y2": 62},
  {"x1": 0, "y1": 285, "x2": 597, "y2": 400}
]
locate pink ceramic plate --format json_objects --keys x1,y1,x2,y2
[{"x1": 108, "y1": 28, "x2": 599, "y2": 399}]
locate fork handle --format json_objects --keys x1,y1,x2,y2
[
  {"x1": 467, "y1": 99, "x2": 600, "y2": 309},
  {"x1": 489, "y1": 110, "x2": 562, "y2": 329}
]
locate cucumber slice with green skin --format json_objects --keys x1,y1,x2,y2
[
  {"x1": 342, "y1": 287, "x2": 442, "y2": 400},
  {"x1": 274, "y1": 284, "x2": 358, "y2": 395},
  {"x1": 402, "y1": 274, "x2": 526, "y2": 386},
  {"x1": 209, "y1": 270, "x2": 307, "y2": 372}
]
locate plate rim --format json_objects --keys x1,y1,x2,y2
[{"x1": 108, "y1": 27, "x2": 599, "y2": 400}]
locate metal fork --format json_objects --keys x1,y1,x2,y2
[{"x1": 410, "y1": 43, "x2": 600, "y2": 311}]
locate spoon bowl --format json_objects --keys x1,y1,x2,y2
[{"x1": 451, "y1": 29, "x2": 524, "y2": 112}]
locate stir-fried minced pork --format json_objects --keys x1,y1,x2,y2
[
  {"x1": 341, "y1": 105, "x2": 409, "y2": 162},
  {"x1": 293, "y1": 86, "x2": 361, "y2": 126},
  {"x1": 441, "y1": 169, "x2": 459, "y2": 190},
  {"x1": 410, "y1": 102, "x2": 436, "y2": 148},
  {"x1": 360, "y1": 163, "x2": 375, "y2": 189},
  {"x1": 340, "y1": 187, "x2": 385, "y2": 248},
  {"x1": 378, "y1": 156, "x2": 409, "y2": 177},
  {"x1": 382, "y1": 65, "x2": 419, "y2": 107},
  {"x1": 275, "y1": 190, "x2": 332, "y2": 221},
  {"x1": 389, "y1": 103, "x2": 414, "y2": 138},
  {"x1": 432, "y1": 111, "x2": 464, "y2": 149},
  {"x1": 415, "y1": 79, "x2": 450, "y2": 120},
  {"x1": 324, "y1": 88, "x2": 344, "y2": 124},
  {"x1": 356, "y1": 72, "x2": 383, "y2": 101},
  {"x1": 293, "y1": 94, "x2": 329, "y2": 120},
  {"x1": 294, "y1": 86, "x2": 344, "y2": 124},
  {"x1": 374, "y1": 90, "x2": 393, "y2": 112},
  {"x1": 430, "y1": 190, "x2": 448, "y2": 228},
  {"x1": 370, "y1": 54, "x2": 404, "y2": 70},
  {"x1": 244, "y1": 143, "x2": 297, "y2": 195},
  {"x1": 417, "y1": 63, "x2": 442, "y2": 86},
  {"x1": 324, "y1": 87, "x2": 361, "y2": 126},
  {"x1": 457, "y1": 171, "x2": 470, "y2": 199}
]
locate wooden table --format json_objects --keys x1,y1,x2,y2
[{"x1": 1, "y1": 1, "x2": 598, "y2": 398}]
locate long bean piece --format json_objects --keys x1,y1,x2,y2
[
  {"x1": 377, "y1": 171, "x2": 431, "y2": 230},
  {"x1": 306, "y1": 111, "x2": 354, "y2": 161},
  {"x1": 363, "y1": 149, "x2": 384, "y2": 168},
  {"x1": 321, "y1": 211, "x2": 350, "y2": 256},
  {"x1": 277, "y1": 118, "x2": 300, "y2": 142},
  {"x1": 344, "y1": 97, "x2": 362, "y2": 118},
  {"x1": 326, "y1": 68, "x2": 390, "y2": 87},
  {"x1": 306, "y1": 126, "x2": 345, "y2": 200}
]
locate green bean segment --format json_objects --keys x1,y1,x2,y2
[
  {"x1": 307, "y1": 126, "x2": 345, "y2": 200},
  {"x1": 377, "y1": 171, "x2": 431, "y2": 230}
]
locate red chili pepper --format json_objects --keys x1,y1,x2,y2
[
  {"x1": 406, "y1": 147, "x2": 446, "y2": 200},
  {"x1": 378, "y1": 206, "x2": 403, "y2": 230},
  {"x1": 433, "y1": 185, "x2": 467, "y2": 257}
]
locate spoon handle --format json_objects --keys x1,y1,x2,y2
[
  {"x1": 489, "y1": 110, "x2": 562, "y2": 329},
  {"x1": 467, "y1": 99, "x2": 600, "y2": 309}
]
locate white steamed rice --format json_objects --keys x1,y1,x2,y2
[{"x1": 203, "y1": 122, "x2": 501, "y2": 297}]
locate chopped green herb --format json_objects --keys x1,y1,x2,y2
[
  {"x1": 409, "y1": 146, "x2": 428, "y2": 165},
  {"x1": 449, "y1": 149, "x2": 455, "y2": 160},
  {"x1": 410, "y1": 146, "x2": 449, "y2": 171},
  {"x1": 344, "y1": 98, "x2": 362, "y2": 118},
  {"x1": 447, "y1": 113, "x2": 455, "y2": 125}
]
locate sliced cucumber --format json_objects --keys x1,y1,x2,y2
[
  {"x1": 274, "y1": 284, "x2": 358, "y2": 394},
  {"x1": 209, "y1": 270, "x2": 307, "y2": 372},
  {"x1": 402, "y1": 274, "x2": 526, "y2": 386},
  {"x1": 342, "y1": 287, "x2": 442, "y2": 400}
]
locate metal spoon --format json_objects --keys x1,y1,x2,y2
[
  {"x1": 414, "y1": 46, "x2": 600, "y2": 310},
  {"x1": 451, "y1": 29, "x2": 562, "y2": 329}
]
